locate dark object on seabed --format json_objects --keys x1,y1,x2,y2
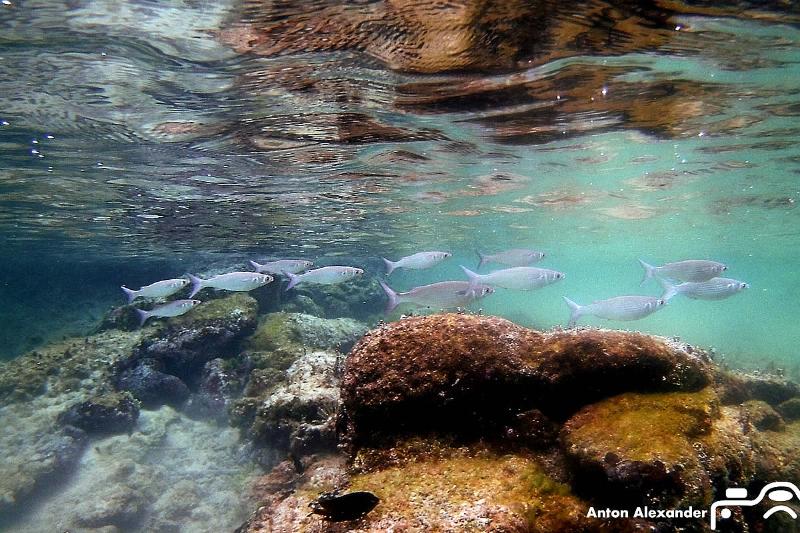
[{"x1": 308, "y1": 491, "x2": 380, "y2": 522}]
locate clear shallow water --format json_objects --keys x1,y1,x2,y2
[
  {"x1": 1, "y1": 2, "x2": 800, "y2": 528},
  {"x1": 1, "y1": 1, "x2": 799, "y2": 370}
]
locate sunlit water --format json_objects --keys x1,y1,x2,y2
[{"x1": 1, "y1": 0, "x2": 800, "y2": 529}]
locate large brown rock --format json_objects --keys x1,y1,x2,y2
[{"x1": 341, "y1": 314, "x2": 711, "y2": 448}]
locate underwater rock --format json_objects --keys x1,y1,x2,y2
[
  {"x1": 242, "y1": 441, "x2": 641, "y2": 533},
  {"x1": 751, "y1": 421, "x2": 800, "y2": 483},
  {"x1": 242, "y1": 351, "x2": 341, "y2": 468},
  {"x1": 739, "y1": 399, "x2": 785, "y2": 432},
  {"x1": 280, "y1": 294, "x2": 325, "y2": 317},
  {"x1": 739, "y1": 372, "x2": 800, "y2": 406},
  {"x1": 184, "y1": 358, "x2": 247, "y2": 421},
  {"x1": 0, "y1": 426, "x2": 87, "y2": 516},
  {"x1": 341, "y1": 314, "x2": 711, "y2": 448},
  {"x1": 131, "y1": 294, "x2": 258, "y2": 375},
  {"x1": 13, "y1": 406, "x2": 259, "y2": 533},
  {"x1": 243, "y1": 312, "x2": 368, "y2": 371},
  {"x1": 72, "y1": 485, "x2": 149, "y2": 529},
  {"x1": 96, "y1": 304, "x2": 146, "y2": 332},
  {"x1": 0, "y1": 329, "x2": 147, "y2": 404},
  {"x1": 777, "y1": 397, "x2": 800, "y2": 421},
  {"x1": 291, "y1": 275, "x2": 384, "y2": 321},
  {"x1": 115, "y1": 359, "x2": 190, "y2": 408},
  {"x1": 561, "y1": 389, "x2": 722, "y2": 508},
  {"x1": 58, "y1": 391, "x2": 140, "y2": 435}
]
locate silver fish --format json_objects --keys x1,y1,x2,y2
[
  {"x1": 477, "y1": 248, "x2": 545, "y2": 269},
  {"x1": 135, "y1": 299, "x2": 201, "y2": 327},
  {"x1": 382, "y1": 251, "x2": 451, "y2": 276},
  {"x1": 121, "y1": 278, "x2": 189, "y2": 303},
  {"x1": 659, "y1": 277, "x2": 749, "y2": 301},
  {"x1": 285, "y1": 266, "x2": 363, "y2": 290},
  {"x1": 461, "y1": 265, "x2": 564, "y2": 291},
  {"x1": 188, "y1": 272, "x2": 273, "y2": 298},
  {"x1": 639, "y1": 259, "x2": 727, "y2": 285},
  {"x1": 249, "y1": 259, "x2": 313, "y2": 275},
  {"x1": 564, "y1": 295, "x2": 666, "y2": 327},
  {"x1": 380, "y1": 280, "x2": 494, "y2": 313}
]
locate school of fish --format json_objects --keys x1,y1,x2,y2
[{"x1": 121, "y1": 249, "x2": 748, "y2": 329}]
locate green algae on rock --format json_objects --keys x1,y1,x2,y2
[
  {"x1": 236, "y1": 350, "x2": 342, "y2": 468},
  {"x1": 561, "y1": 389, "x2": 720, "y2": 509},
  {"x1": 777, "y1": 397, "x2": 800, "y2": 421},
  {"x1": 130, "y1": 293, "x2": 259, "y2": 374},
  {"x1": 242, "y1": 443, "x2": 632, "y2": 533},
  {"x1": 244, "y1": 312, "x2": 368, "y2": 371},
  {"x1": 58, "y1": 391, "x2": 141, "y2": 435}
]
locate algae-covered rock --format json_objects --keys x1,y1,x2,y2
[
  {"x1": 752, "y1": 421, "x2": 800, "y2": 483},
  {"x1": 243, "y1": 444, "x2": 644, "y2": 533},
  {"x1": 58, "y1": 391, "x2": 140, "y2": 435},
  {"x1": 777, "y1": 397, "x2": 800, "y2": 421},
  {"x1": 739, "y1": 399, "x2": 785, "y2": 432},
  {"x1": 740, "y1": 373, "x2": 800, "y2": 405},
  {"x1": 280, "y1": 294, "x2": 325, "y2": 318},
  {"x1": 341, "y1": 314, "x2": 711, "y2": 448},
  {"x1": 0, "y1": 329, "x2": 147, "y2": 404},
  {"x1": 561, "y1": 389, "x2": 720, "y2": 508},
  {"x1": 291, "y1": 276, "x2": 383, "y2": 320},
  {"x1": 244, "y1": 312, "x2": 368, "y2": 370},
  {"x1": 115, "y1": 358, "x2": 190, "y2": 408},
  {"x1": 245, "y1": 351, "x2": 341, "y2": 467},
  {"x1": 0, "y1": 425, "x2": 87, "y2": 516},
  {"x1": 72, "y1": 485, "x2": 149, "y2": 529},
  {"x1": 131, "y1": 294, "x2": 258, "y2": 375},
  {"x1": 184, "y1": 358, "x2": 248, "y2": 421}
]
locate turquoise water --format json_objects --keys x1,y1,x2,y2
[
  {"x1": 1, "y1": 4, "x2": 798, "y2": 370},
  {"x1": 1, "y1": 1, "x2": 800, "y2": 530}
]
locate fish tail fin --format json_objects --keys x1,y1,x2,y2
[
  {"x1": 476, "y1": 250, "x2": 487, "y2": 269},
  {"x1": 563, "y1": 296, "x2": 583, "y2": 328},
  {"x1": 134, "y1": 308, "x2": 150, "y2": 328},
  {"x1": 121, "y1": 286, "x2": 137, "y2": 304},
  {"x1": 284, "y1": 271, "x2": 300, "y2": 291},
  {"x1": 249, "y1": 260, "x2": 262, "y2": 272},
  {"x1": 460, "y1": 265, "x2": 481, "y2": 291},
  {"x1": 379, "y1": 280, "x2": 400, "y2": 314},
  {"x1": 638, "y1": 259, "x2": 655, "y2": 286},
  {"x1": 657, "y1": 277, "x2": 678, "y2": 301},
  {"x1": 382, "y1": 258, "x2": 396, "y2": 277},
  {"x1": 188, "y1": 274, "x2": 204, "y2": 298}
]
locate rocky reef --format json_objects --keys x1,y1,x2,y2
[
  {"x1": 4, "y1": 296, "x2": 799, "y2": 532},
  {"x1": 241, "y1": 314, "x2": 800, "y2": 533},
  {"x1": 0, "y1": 293, "x2": 373, "y2": 531}
]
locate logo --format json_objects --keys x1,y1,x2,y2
[{"x1": 710, "y1": 482, "x2": 800, "y2": 530}]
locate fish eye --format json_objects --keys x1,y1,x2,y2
[
  {"x1": 722, "y1": 265, "x2": 727, "y2": 271},
  {"x1": 742, "y1": 283, "x2": 749, "y2": 289},
  {"x1": 658, "y1": 299, "x2": 665, "y2": 305}
]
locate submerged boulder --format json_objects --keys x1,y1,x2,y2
[
  {"x1": 341, "y1": 314, "x2": 711, "y2": 447},
  {"x1": 241, "y1": 441, "x2": 648, "y2": 533},
  {"x1": 115, "y1": 359, "x2": 190, "y2": 408},
  {"x1": 184, "y1": 358, "x2": 248, "y2": 421},
  {"x1": 131, "y1": 294, "x2": 258, "y2": 376},
  {"x1": 0, "y1": 425, "x2": 87, "y2": 516},
  {"x1": 241, "y1": 351, "x2": 341, "y2": 468},
  {"x1": 244, "y1": 312, "x2": 367, "y2": 371},
  {"x1": 242, "y1": 313, "x2": 800, "y2": 533},
  {"x1": 777, "y1": 397, "x2": 800, "y2": 421},
  {"x1": 561, "y1": 389, "x2": 721, "y2": 509},
  {"x1": 58, "y1": 392, "x2": 140, "y2": 435}
]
